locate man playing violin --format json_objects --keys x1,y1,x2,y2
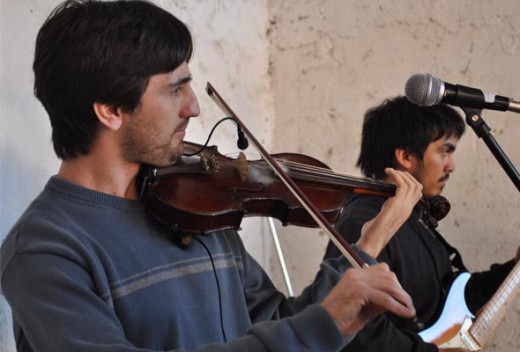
[
  {"x1": 324, "y1": 96, "x2": 520, "y2": 352},
  {"x1": 0, "y1": 1, "x2": 426, "y2": 351}
]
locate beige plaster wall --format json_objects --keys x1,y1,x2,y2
[{"x1": 267, "y1": 1, "x2": 520, "y2": 351}]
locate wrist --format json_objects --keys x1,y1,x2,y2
[
  {"x1": 356, "y1": 235, "x2": 383, "y2": 258},
  {"x1": 356, "y1": 218, "x2": 395, "y2": 258}
]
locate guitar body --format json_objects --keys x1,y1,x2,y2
[
  {"x1": 419, "y1": 272, "x2": 481, "y2": 350},
  {"x1": 418, "y1": 255, "x2": 520, "y2": 351}
]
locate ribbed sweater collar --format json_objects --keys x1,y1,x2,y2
[{"x1": 45, "y1": 176, "x2": 143, "y2": 211}]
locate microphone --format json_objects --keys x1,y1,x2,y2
[
  {"x1": 236, "y1": 126, "x2": 249, "y2": 150},
  {"x1": 405, "y1": 73, "x2": 520, "y2": 113}
]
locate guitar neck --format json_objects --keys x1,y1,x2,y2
[{"x1": 469, "y1": 260, "x2": 520, "y2": 346}]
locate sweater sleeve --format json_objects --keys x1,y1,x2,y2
[
  {"x1": 237, "y1": 231, "x2": 354, "y2": 351},
  {"x1": 1, "y1": 233, "x2": 351, "y2": 352},
  {"x1": 234, "y1": 226, "x2": 386, "y2": 351}
]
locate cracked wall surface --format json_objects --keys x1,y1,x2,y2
[{"x1": 267, "y1": 1, "x2": 520, "y2": 351}]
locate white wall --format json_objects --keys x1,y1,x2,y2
[{"x1": 0, "y1": 0, "x2": 274, "y2": 350}]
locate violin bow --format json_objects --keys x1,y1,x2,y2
[{"x1": 205, "y1": 82, "x2": 367, "y2": 269}]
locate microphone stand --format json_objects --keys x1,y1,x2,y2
[{"x1": 462, "y1": 107, "x2": 520, "y2": 192}]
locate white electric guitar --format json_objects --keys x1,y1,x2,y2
[{"x1": 419, "y1": 260, "x2": 520, "y2": 350}]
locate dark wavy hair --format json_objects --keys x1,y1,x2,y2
[
  {"x1": 357, "y1": 96, "x2": 465, "y2": 179},
  {"x1": 33, "y1": 0, "x2": 193, "y2": 159}
]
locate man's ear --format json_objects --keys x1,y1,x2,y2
[
  {"x1": 394, "y1": 148, "x2": 415, "y2": 171},
  {"x1": 92, "y1": 102, "x2": 123, "y2": 131}
]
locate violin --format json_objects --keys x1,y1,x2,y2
[
  {"x1": 138, "y1": 82, "x2": 396, "y2": 268},
  {"x1": 138, "y1": 141, "x2": 395, "y2": 236}
]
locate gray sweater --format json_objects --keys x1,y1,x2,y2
[{"x1": 1, "y1": 177, "x2": 361, "y2": 351}]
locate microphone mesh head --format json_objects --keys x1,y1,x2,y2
[{"x1": 404, "y1": 73, "x2": 443, "y2": 106}]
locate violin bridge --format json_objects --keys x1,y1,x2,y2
[{"x1": 236, "y1": 152, "x2": 248, "y2": 182}]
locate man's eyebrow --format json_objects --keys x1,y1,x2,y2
[
  {"x1": 443, "y1": 141, "x2": 456, "y2": 152},
  {"x1": 170, "y1": 75, "x2": 193, "y2": 88}
]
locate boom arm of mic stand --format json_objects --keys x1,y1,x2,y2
[{"x1": 462, "y1": 107, "x2": 520, "y2": 192}]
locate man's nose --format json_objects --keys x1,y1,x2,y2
[
  {"x1": 182, "y1": 86, "x2": 200, "y2": 119},
  {"x1": 446, "y1": 154, "x2": 456, "y2": 173}
]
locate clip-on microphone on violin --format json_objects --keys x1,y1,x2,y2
[
  {"x1": 183, "y1": 117, "x2": 249, "y2": 157},
  {"x1": 236, "y1": 127, "x2": 249, "y2": 150}
]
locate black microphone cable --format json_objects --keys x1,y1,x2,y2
[
  {"x1": 193, "y1": 236, "x2": 228, "y2": 342},
  {"x1": 183, "y1": 117, "x2": 249, "y2": 157}
]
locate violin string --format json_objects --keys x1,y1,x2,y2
[
  {"x1": 280, "y1": 160, "x2": 354, "y2": 179},
  {"x1": 217, "y1": 150, "x2": 335, "y2": 177},
  {"x1": 214, "y1": 150, "x2": 354, "y2": 181},
  {"x1": 217, "y1": 155, "x2": 390, "y2": 189},
  {"x1": 281, "y1": 160, "x2": 387, "y2": 183},
  {"x1": 261, "y1": 158, "x2": 387, "y2": 186}
]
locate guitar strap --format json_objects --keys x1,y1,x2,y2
[
  {"x1": 431, "y1": 228, "x2": 467, "y2": 272},
  {"x1": 419, "y1": 196, "x2": 467, "y2": 273}
]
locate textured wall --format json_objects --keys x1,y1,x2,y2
[
  {"x1": 1, "y1": 0, "x2": 520, "y2": 351},
  {"x1": 267, "y1": 1, "x2": 520, "y2": 351}
]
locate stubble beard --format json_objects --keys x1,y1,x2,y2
[{"x1": 121, "y1": 128, "x2": 184, "y2": 167}]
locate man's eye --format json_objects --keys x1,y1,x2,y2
[{"x1": 172, "y1": 85, "x2": 183, "y2": 95}]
